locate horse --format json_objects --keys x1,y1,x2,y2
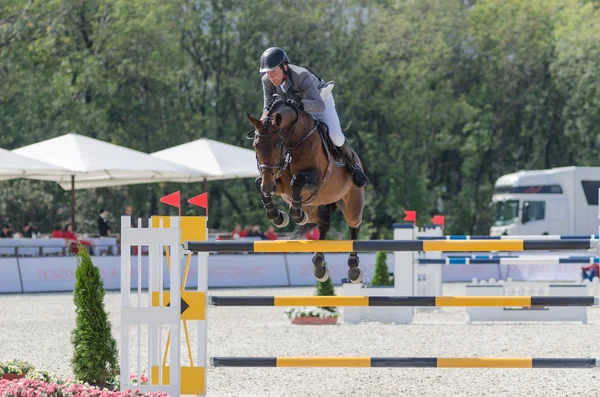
[{"x1": 245, "y1": 98, "x2": 366, "y2": 283}]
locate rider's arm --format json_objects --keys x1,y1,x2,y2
[
  {"x1": 262, "y1": 75, "x2": 275, "y2": 111},
  {"x1": 297, "y1": 71, "x2": 325, "y2": 113}
]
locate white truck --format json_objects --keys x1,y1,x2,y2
[{"x1": 489, "y1": 166, "x2": 600, "y2": 236}]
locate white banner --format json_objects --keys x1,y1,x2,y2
[
  {"x1": 19, "y1": 257, "x2": 121, "y2": 292},
  {"x1": 440, "y1": 263, "x2": 582, "y2": 282},
  {"x1": 205, "y1": 254, "x2": 289, "y2": 288},
  {"x1": 0, "y1": 258, "x2": 22, "y2": 293}
]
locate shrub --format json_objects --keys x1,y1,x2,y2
[
  {"x1": 70, "y1": 244, "x2": 119, "y2": 388},
  {"x1": 370, "y1": 251, "x2": 393, "y2": 286}
]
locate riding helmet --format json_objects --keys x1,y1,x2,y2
[{"x1": 259, "y1": 47, "x2": 289, "y2": 73}]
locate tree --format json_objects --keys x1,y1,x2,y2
[
  {"x1": 371, "y1": 251, "x2": 393, "y2": 286},
  {"x1": 71, "y1": 244, "x2": 119, "y2": 388}
]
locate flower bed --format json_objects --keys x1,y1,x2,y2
[
  {"x1": 0, "y1": 359, "x2": 35, "y2": 379},
  {"x1": 283, "y1": 307, "x2": 340, "y2": 320},
  {"x1": 0, "y1": 361, "x2": 165, "y2": 397},
  {"x1": 284, "y1": 307, "x2": 340, "y2": 324},
  {"x1": 0, "y1": 378, "x2": 169, "y2": 397}
]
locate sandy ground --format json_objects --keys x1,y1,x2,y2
[{"x1": 1, "y1": 283, "x2": 599, "y2": 397}]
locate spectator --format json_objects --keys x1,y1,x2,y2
[
  {"x1": 0, "y1": 224, "x2": 12, "y2": 238},
  {"x1": 20, "y1": 223, "x2": 33, "y2": 238},
  {"x1": 231, "y1": 224, "x2": 243, "y2": 239},
  {"x1": 50, "y1": 225, "x2": 63, "y2": 238},
  {"x1": 265, "y1": 225, "x2": 278, "y2": 240},
  {"x1": 97, "y1": 209, "x2": 110, "y2": 237},
  {"x1": 62, "y1": 223, "x2": 78, "y2": 241},
  {"x1": 63, "y1": 223, "x2": 92, "y2": 254},
  {"x1": 305, "y1": 227, "x2": 320, "y2": 240},
  {"x1": 248, "y1": 224, "x2": 266, "y2": 239},
  {"x1": 123, "y1": 205, "x2": 137, "y2": 228},
  {"x1": 581, "y1": 263, "x2": 599, "y2": 281}
]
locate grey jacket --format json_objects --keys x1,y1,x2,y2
[{"x1": 262, "y1": 64, "x2": 326, "y2": 113}]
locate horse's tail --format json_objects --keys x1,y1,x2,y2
[
  {"x1": 291, "y1": 223, "x2": 317, "y2": 240},
  {"x1": 290, "y1": 204, "x2": 337, "y2": 240}
]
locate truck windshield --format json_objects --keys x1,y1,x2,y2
[{"x1": 494, "y1": 200, "x2": 519, "y2": 226}]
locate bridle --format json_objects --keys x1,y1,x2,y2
[{"x1": 247, "y1": 105, "x2": 319, "y2": 179}]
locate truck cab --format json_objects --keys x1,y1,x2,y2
[{"x1": 489, "y1": 166, "x2": 600, "y2": 236}]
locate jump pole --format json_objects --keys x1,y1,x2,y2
[
  {"x1": 210, "y1": 357, "x2": 599, "y2": 369},
  {"x1": 184, "y1": 238, "x2": 596, "y2": 253}
]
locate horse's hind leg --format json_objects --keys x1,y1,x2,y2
[
  {"x1": 312, "y1": 204, "x2": 337, "y2": 282},
  {"x1": 338, "y1": 187, "x2": 365, "y2": 284},
  {"x1": 255, "y1": 177, "x2": 289, "y2": 227},
  {"x1": 347, "y1": 225, "x2": 363, "y2": 283}
]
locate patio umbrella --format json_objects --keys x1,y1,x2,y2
[
  {"x1": 13, "y1": 133, "x2": 208, "y2": 228},
  {"x1": 0, "y1": 147, "x2": 71, "y2": 181},
  {"x1": 151, "y1": 137, "x2": 259, "y2": 191}
]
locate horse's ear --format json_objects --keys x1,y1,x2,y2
[
  {"x1": 273, "y1": 113, "x2": 283, "y2": 127},
  {"x1": 246, "y1": 113, "x2": 261, "y2": 129}
]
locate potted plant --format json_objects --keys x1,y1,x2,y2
[
  {"x1": 284, "y1": 268, "x2": 340, "y2": 325},
  {"x1": 0, "y1": 359, "x2": 35, "y2": 380}
]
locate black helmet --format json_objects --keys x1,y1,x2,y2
[{"x1": 259, "y1": 47, "x2": 289, "y2": 73}]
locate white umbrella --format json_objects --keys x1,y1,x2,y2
[
  {"x1": 0, "y1": 147, "x2": 71, "y2": 181},
  {"x1": 151, "y1": 137, "x2": 259, "y2": 181},
  {"x1": 13, "y1": 133, "x2": 209, "y2": 227},
  {"x1": 13, "y1": 133, "x2": 207, "y2": 189}
]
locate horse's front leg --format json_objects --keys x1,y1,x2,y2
[
  {"x1": 255, "y1": 177, "x2": 289, "y2": 228},
  {"x1": 290, "y1": 169, "x2": 318, "y2": 225}
]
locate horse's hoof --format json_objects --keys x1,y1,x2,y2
[
  {"x1": 272, "y1": 211, "x2": 289, "y2": 228},
  {"x1": 293, "y1": 211, "x2": 309, "y2": 226},
  {"x1": 312, "y1": 252, "x2": 325, "y2": 267},
  {"x1": 314, "y1": 266, "x2": 330, "y2": 283},
  {"x1": 348, "y1": 268, "x2": 363, "y2": 284}
]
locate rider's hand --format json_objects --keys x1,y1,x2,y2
[{"x1": 286, "y1": 98, "x2": 304, "y2": 111}]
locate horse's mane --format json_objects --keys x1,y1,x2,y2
[{"x1": 264, "y1": 97, "x2": 288, "y2": 114}]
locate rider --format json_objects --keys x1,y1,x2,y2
[{"x1": 259, "y1": 46, "x2": 369, "y2": 188}]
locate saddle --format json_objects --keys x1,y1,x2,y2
[{"x1": 302, "y1": 120, "x2": 347, "y2": 205}]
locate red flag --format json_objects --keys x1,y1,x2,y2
[
  {"x1": 159, "y1": 191, "x2": 181, "y2": 209},
  {"x1": 431, "y1": 215, "x2": 445, "y2": 226},
  {"x1": 403, "y1": 210, "x2": 416, "y2": 223},
  {"x1": 188, "y1": 193, "x2": 208, "y2": 214}
]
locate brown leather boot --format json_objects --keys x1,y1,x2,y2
[{"x1": 338, "y1": 140, "x2": 369, "y2": 188}]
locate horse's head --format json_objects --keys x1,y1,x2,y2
[{"x1": 246, "y1": 101, "x2": 298, "y2": 196}]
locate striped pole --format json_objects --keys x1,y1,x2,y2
[
  {"x1": 208, "y1": 295, "x2": 599, "y2": 307},
  {"x1": 210, "y1": 357, "x2": 598, "y2": 369},
  {"x1": 419, "y1": 257, "x2": 600, "y2": 265},
  {"x1": 184, "y1": 239, "x2": 595, "y2": 253},
  {"x1": 418, "y1": 235, "x2": 599, "y2": 241}
]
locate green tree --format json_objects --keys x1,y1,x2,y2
[
  {"x1": 71, "y1": 244, "x2": 119, "y2": 388},
  {"x1": 316, "y1": 267, "x2": 337, "y2": 315},
  {"x1": 371, "y1": 251, "x2": 393, "y2": 286}
]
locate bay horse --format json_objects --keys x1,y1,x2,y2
[{"x1": 246, "y1": 98, "x2": 366, "y2": 283}]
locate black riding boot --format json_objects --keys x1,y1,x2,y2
[{"x1": 338, "y1": 140, "x2": 369, "y2": 188}]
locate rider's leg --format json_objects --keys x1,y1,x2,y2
[{"x1": 312, "y1": 94, "x2": 369, "y2": 188}]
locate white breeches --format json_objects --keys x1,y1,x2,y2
[{"x1": 310, "y1": 89, "x2": 346, "y2": 147}]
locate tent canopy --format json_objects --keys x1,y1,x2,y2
[
  {"x1": 0, "y1": 147, "x2": 71, "y2": 181},
  {"x1": 13, "y1": 133, "x2": 208, "y2": 190},
  {"x1": 151, "y1": 138, "x2": 259, "y2": 181}
]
